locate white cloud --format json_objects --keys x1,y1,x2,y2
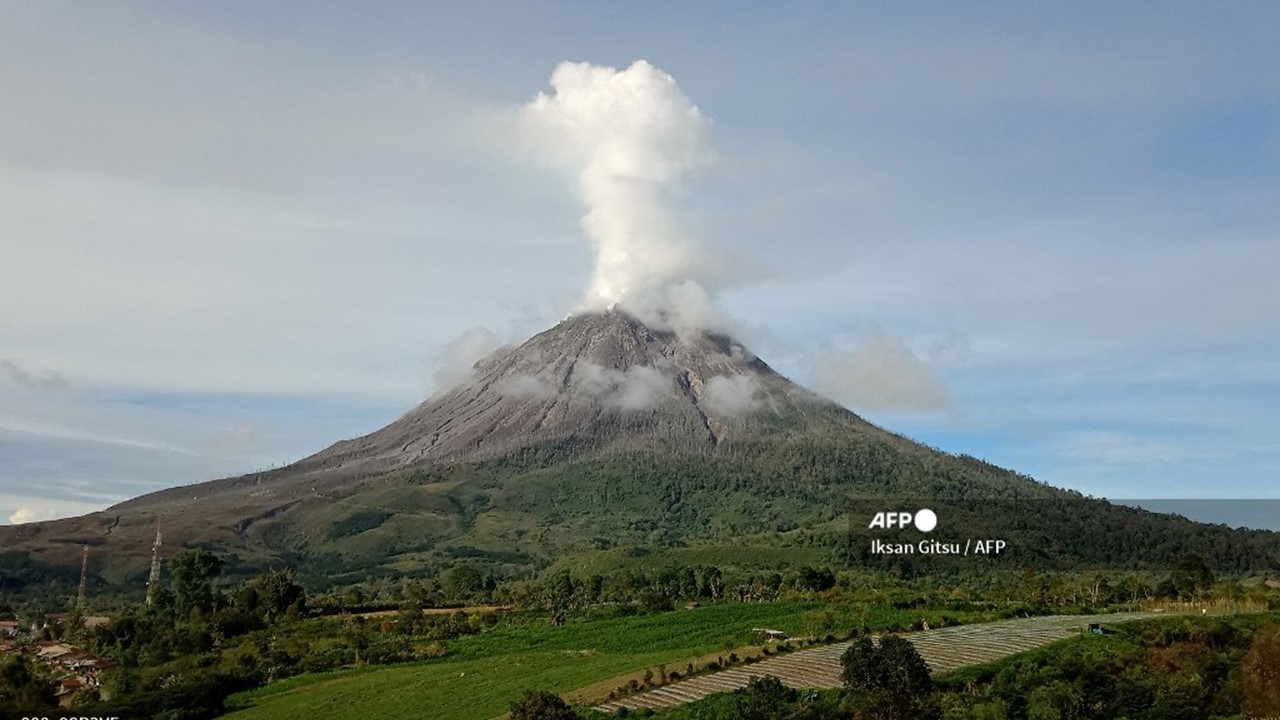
[
  {"x1": 611, "y1": 365, "x2": 671, "y2": 410},
  {"x1": 2, "y1": 494, "x2": 103, "y2": 525},
  {"x1": 702, "y1": 374, "x2": 761, "y2": 416},
  {"x1": 572, "y1": 362, "x2": 673, "y2": 410},
  {"x1": 431, "y1": 328, "x2": 503, "y2": 392},
  {"x1": 1053, "y1": 431, "x2": 1196, "y2": 466},
  {"x1": 494, "y1": 374, "x2": 557, "y2": 400},
  {"x1": 8, "y1": 507, "x2": 47, "y2": 524},
  {"x1": 812, "y1": 327, "x2": 949, "y2": 412}
]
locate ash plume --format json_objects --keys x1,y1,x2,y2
[{"x1": 522, "y1": 60, "x2": 721, "y2": 334}]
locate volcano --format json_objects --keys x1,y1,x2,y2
[
  {"x1": 125, "y1": 310, "x2": 873, "y2": 510},
  {"x1": 2, "y1": 311, "x2": 1277, "y2": 588}
]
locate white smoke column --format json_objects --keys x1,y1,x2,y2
[{"x1": 522, "y1": 60, "x2": 714, "y2": 329}]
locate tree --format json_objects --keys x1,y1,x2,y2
[
  {"x1": 342, "y1": 585, "x2": 366, "y2": 608},
  {"x1": 550, "y1": 573, "x2": 575, "y2": 609},
  {"x1": 728, "y1": 675, "x2": 797, "y2": 720},
  {"x1": 446, "y1": 565, "x2": 483, "y2": 600},
  {"x1": 586, "y1": 574, "x2": 604, "y2": 603},
  {"x1": 1026, "y1": 680, "x2": 1082, "y2": 720},
  {"x1": 840, "y1": 636, "x2": 879, "y2": 690},
  {"x1": 342, "y1": 616, "x2": 371, "y2": 664},
  {"x1": 879, "y1": 635, "x2": 931, "y2": 697},
  {"x1": 797, "y1": 567, "x2": 836, "y2": 593},
  {"x1": 1243, "y1": 628, "x2": 1280, "y2": 718},
  {"x1": 639, "y1": 589, "x2": 673, "y2": 613},
  {"x1": 0, "y1": 654, "x2": 56, "y2": 713},
  {"x1": 1171, "y1": 554, "x2": 1214, "y2": 600},
  {"x1": 237, "y1": 569, "x2": 306, "y2": 624},
  {"x1": 841, "y1": 635, "x2": 935, "y2": 719},
  {"x1": 169, "y1": 550, "x2": 223, "y2": 619},
  {"x1": 509, "y1": 689, "x2": 579, "y2": 720},
  {"x1": 702, "y1": 566, "x2": 724, "y2": 599},
  {"x1": 254, "y1": 569, "x2": 307, "y2": 622},
  {"x1": 680, "y1": 566, "x2": 699, "y2": 598}
]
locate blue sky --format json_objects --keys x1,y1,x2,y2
[{"x1": 1, "y1": 1, "x2": 1277, "y2": 524}]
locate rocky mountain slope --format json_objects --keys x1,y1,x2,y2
[{"x1": 2, "y1": 311, "x2": 1276, "y2": 589}]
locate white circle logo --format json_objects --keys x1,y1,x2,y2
[{"x1": 914, "y1": 508, "x2": 938, "y2": 532}]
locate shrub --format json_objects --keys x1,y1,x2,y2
[{"x1": 509, "y1": 689, "x2": 579, "y2": 720}]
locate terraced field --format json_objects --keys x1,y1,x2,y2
[{"x1": 594, "y1": 611, "x2": 1159, "y2": 713}]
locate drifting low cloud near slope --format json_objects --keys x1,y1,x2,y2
[
  {"x1": 573, "y1": 362, "x2": 673, "y2": 410},
  {"x1": 432, "y1": 328, "x2": 503, "y2": 391},
  {"x1": 813, "y1": 327, "x2": 950, "y2": 412},
  {"x1": 522, "y1": 60, "x2": 723, "y2": 333},
  {"x1": 702, "y1": 374, "x2": 762, "y2": 416}
]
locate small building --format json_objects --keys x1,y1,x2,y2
[
  {"x1": 37, "y1": 644, "x2": 75, "y2": 661},
  {"x1": 0, "y1": 620, "x2": 19, "y2": 637}
]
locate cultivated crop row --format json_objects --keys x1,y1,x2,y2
[{"x1": 594, "y1": 611, "x2": 1159, "y2": 713}]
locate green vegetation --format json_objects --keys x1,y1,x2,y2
[
  {"x1": 13, "y1": 428, "x2": 1269, "y2": 597},
  {"x1": 0, "y1": 655, "x2": 56, "y2": 716},
  {"x1": 511, "y1": 689, "x2": 580, "y2": 720},
  {"x1": 933, "y1": 613, "x2": 1280, "y2": 719},
  {"x1": 223, "y1": 601, "x2": 922, "y2": 720},
  {"x1": 612, "y1": 613, "x2": 1280, "y2": 720},
  {"x1": 841, "y1": 634, "x2": 934, "y2": 719},
  {"x1": 326, "y1": 509, "x2": 394, "y2": 540},
  {"x1": 2, "y1": 538, "x2": 1276, "y2": 719},
  {"x1": 266, "y1": 446, "x2": 1280, "y2": 590}
]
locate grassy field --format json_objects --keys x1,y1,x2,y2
[{"x1": 222, "y1": 601, "x2": 994, "y2": 720}]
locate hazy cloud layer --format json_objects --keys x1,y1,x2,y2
[
  {"x1": 702, "y1": 374, "x2": 761, "y2": 416},
  {"x1": 813, "y1": 328, "x2": 950, "y2": 412},
  {"x1": 1053, "y1": 430, "x2": 1197, "y2": 466}
]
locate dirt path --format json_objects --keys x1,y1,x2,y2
[{"x1": 593, "y1": 611, "x2": 1160, "y2": 714}]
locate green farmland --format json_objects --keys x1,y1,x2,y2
[{"x1": 223, "y1": 601, "x2": 993, "y2": 720}]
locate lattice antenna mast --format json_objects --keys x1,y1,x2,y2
[
  {"x1": 146, "y1": 521, "x2": 163, "y2": 605},
  {"x1": 77, "y1": 544, "x2": 89, "y2": 610}
]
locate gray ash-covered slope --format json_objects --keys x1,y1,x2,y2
[
  {"x1": 117, "y1": 310, "x2": 864, "y2": 510},
  {"x1": 299, "y1": 310, "x2": 861, "y2": 469}
]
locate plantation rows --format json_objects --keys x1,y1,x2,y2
[{"x1": 594, "y1": 611, "x2": 1160, "y2": 713}]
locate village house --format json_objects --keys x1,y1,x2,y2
[
  {"x1": 29, "y1": 639, "x2": 117, "y2": 702},
  {"x1": 36, "y1": 642, "x2": 76, "y2": 662}
]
